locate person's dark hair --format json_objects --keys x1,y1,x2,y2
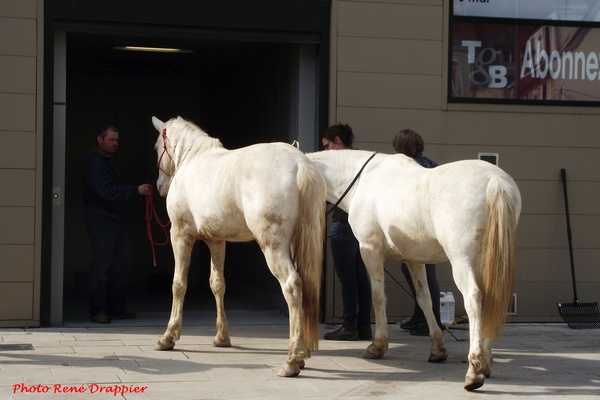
[
  {"x1": 321, "y1": 123, "x2": 354, "y2": 148},
  {"x1": 96, "y1": 124, "x2": 117, "y2": 141},
  {"x1": 392, "y1": 129, "x2": 424, "y2": 157}
]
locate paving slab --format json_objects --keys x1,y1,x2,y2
[{"x1": 1, "y1": 321, "x2": 599, "y2": 399}]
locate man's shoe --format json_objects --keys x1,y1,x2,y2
[
  {"x1": 410, "y1": 323, "x2": 430, "y2": 336},
  {"x1": 410, "y1": 322, "x2": 444, "y2": 336},
  {"x1": 357, "y1": 326, "x2": 372, "y2": 341},
  {"x1": 400, "y1": 316, "x2": 426, "y2": 330},
  {"x1": 91, "y1": 313, "x2": 111, "y2": 324},
  {"x1": 108, "y1": 310, "x2": 136, "y2": 320},
  {"x1": 324, "y1": 324, "x2": 358, "y2": 341}
]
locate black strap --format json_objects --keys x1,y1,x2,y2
[{"x1": 326, "y1": 152, "x2": 377, "y2": 215}]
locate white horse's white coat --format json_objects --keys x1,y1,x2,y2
[
  {"x1": 152, "y1": 116, "x2": 326, "y2": 377},
  {"x1": 307, "y1": 149, "x2": 521, "y2": 391}
]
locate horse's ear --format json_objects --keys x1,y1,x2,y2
[{"x1": 152, "y1": 116, "x2": 165, "y2": 132}]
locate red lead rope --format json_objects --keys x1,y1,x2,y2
[{"x1": 145, "y1": 186, "x2": 171, "y2": 266}]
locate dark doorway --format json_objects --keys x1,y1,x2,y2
[{"x1": 59, "y1": 30, "x2": 319, "y2": 323}]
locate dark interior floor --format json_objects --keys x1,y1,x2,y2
[{"x1": 62, "y1": 284, "x2": 289, "y2": 327}]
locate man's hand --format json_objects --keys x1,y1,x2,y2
[{"x1": 138, "y1": 183, "x2": 151, "y2": 195}]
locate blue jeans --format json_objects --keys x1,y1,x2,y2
[
  {"x1": 330, "y1": 221, "x2": 371, "y2": 329},
  {"x1": 401, "y1": 262, "x2": 442, "y2": 326},
  {"x1": 84, "y1": 212, "x2": 128, "y2": 317}
]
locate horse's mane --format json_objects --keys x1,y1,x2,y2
[{"x1": 165, "y1": 117, "x2": 223, "y2": 167}]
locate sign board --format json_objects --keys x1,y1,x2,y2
[
  {"x1": 451, "y1": 21, "x2": 600, "y2": 102},
  {"x1": 453, "y1": 0, "x2": 600, "y2": 22}
]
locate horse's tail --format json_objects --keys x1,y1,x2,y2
[
  {"x1": 292, "y1": 162, "x2": 326, "y2": 351},
  {"x1": 479, "y1": 175, "x2": 519, "y2": 340}
]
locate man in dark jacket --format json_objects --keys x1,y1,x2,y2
[
  {"x1": 392, "y1": 128, "x2": 443, "y2": 336},
  {"x1": 82, "y1": 124, "x2": 151, "y2": 324}
]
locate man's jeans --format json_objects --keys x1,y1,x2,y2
[
  {"x1": 84, "y1": 212, "x2": 128, "y2": 316},
  {"x1": 330, "y1": 221, "x2": 371, "y2": 329}
]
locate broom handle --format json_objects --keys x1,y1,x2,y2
[{"x1": 561, "y1": 168, "x2": 579, "y2": 304}]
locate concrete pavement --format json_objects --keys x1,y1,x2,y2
[{"x1": 1, "y1": 314, "x2": 599, "y2": 399}]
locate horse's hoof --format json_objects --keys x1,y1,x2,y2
[
  {"x1": 154, "y1": 339, "x2": 175, "y2": 351},
  {"x1": 464, "y1": 374, "x2": 485, "y2": 391},
  {"x1": 428, "y1": 348, "x2": 449, "y2": 363},
  {"x1": 298, "y1": 360, "x2": 305, "y2": 369},
  {"x1": 278, "y1": 361, "x2": 301, "y2": 377},
  {"x1": 363, "y1": 343, "x2": 385, "y2": 359},
  {"x1": 213, "y1": 336, "x2": 231, "y2": 347}
]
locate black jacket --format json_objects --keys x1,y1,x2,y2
[
  {"x1": 414, "y1": 152, "x2": 437, "y2": 169},
  {"x1": 81, "y1": 152, "x2": 138, "y2": 221}
]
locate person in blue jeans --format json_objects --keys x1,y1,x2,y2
[
  {"x1": 392, "y1": 128, "x2": 443, "y2": 336},
  {"x1": 321, "y1": 123, "x2": 372, "y2": 341},
  {"x1": 82, "y1": 124, "x2": 151, "y2": 324}
]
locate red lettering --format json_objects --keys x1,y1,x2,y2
[
  {"x1": 87, "y1": 384, "x2": 148, "y2": 395},
  {"x1": 53, "y1": 384, "x2": 87, "y2": 393},
  {"x1": 133, "y1": 386, "x2": 148, "y2": 393},
  {"x1": 13, "y1": 383, "x2": 50, "y2": 393}
]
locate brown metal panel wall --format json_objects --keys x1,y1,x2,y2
[
  {"x1": 330, "y1": 0, "x2": 600, "y2": 323},
  {"x1": 0, "y1": 0, "x2": 41, "y2": 327}
]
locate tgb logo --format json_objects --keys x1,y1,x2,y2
[{"x1": 462, "y1": 40, "x2": 508, "y2": 88}]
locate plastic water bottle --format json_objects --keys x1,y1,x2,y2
[{"x1": 440, "y1": 292, "x2": 455, "y2": 326}]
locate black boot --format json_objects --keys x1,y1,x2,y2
[
  {"x1": 324, "y1": 324, "x2": 358, "y2": 341},
  {"x1": 400, "y1": 316, "x2": 426, "y2": 330},
  {"x1": 357, "y1": 325, "x2": 372, "y2": 341},
  {"x1": 410, "y1": 320, "x2": 445, "y2": 336},
  {"x1": 410, "y1": 322, "x2": 430, "y2": 336}
]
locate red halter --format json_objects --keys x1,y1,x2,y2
[
  {"x1": 145, "y1": 186, "x2": 170, "y2": 266},
  {"x1": 146, "y1": 127, "x2": 172, "y2": 266},
  {"x1": 156, "y1": 128, "x2": 172, "y2": 176}
]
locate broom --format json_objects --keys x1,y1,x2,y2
[{"x1": 556, "y1": 168, "x2": 600, "y2": 329}]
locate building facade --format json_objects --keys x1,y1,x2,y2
[{"x1": 1, "y1": 0, "x2": 599, "y2": 327}]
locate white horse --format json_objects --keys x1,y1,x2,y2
[
  {"x1": 151, "y1": 116, "x2": 326, "y2": 377},
  {"x1": 306, "y1": 149, "x2": 521, "y2": 391}
]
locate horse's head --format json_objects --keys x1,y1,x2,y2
[
  {"x1": 152, "y1": 115, "x2": 224, "y2": 196},
  {"x1": 152, "y1": 116, "x2": 174, "y2": 197}
]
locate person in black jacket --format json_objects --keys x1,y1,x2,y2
[
  {"x1": 321, "y1": 123, "x2": 372, "y2": 341},
  {"x1": 392, "y1": 128, "x2": 443, "y2": 336},
  {"x1": 82, "y1": 124, "x2": 151, "y2": 324}
]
